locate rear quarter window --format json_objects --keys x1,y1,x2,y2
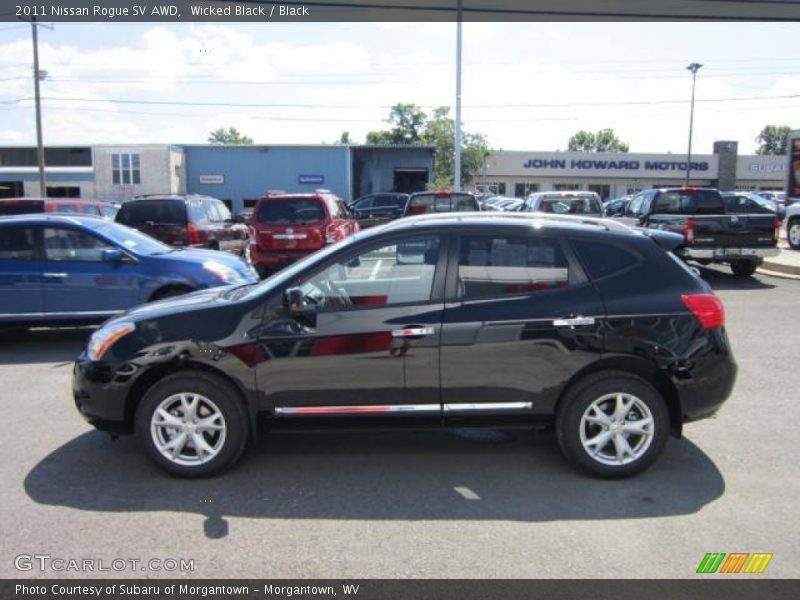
[
  {"x1": 653, "y1": 190, "x2": 723, "y2": 215},
  {"x1": 571, "y1": 238, "x2": 639, "y2": 280}
]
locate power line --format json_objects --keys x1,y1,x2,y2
[{"x1": 3, "y1": 92, "x2": 795, "y2": 110}]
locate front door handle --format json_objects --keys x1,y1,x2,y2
[
  {"x1": 553, "y1": 317, "x2": 595, "y2": 327},
  {"x1": 43, "y1": 272, "x2": 68, "y2": 279},
  {"x1": 392, "y1": 326, "x2": 435, "y2": 338}
]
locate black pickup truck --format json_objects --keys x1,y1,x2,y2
[{"x1": 618, "y1": 187, "x2": 780, "y2": 277}]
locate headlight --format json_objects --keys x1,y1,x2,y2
[
  {"x1": 203, "y1": 260, "x2": 241, "y2": 282},
  {"x1": 87, "y1": 321, "x2": 136, "y2": 361}
]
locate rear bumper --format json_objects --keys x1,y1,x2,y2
[
  {"x1": 681, "y1": 246, "x2": 779, "y2": 260},
  {"x1": 248, "y1": 244, "x2": 317, "y2": 269},
  {"x1": 677, "y1": 329, "x2": 737, "y2": 423}
]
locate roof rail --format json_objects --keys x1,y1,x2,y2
[{"x1": 384, "y1": 211, "x2": 633, "y2": 234}]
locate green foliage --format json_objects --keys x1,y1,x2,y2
[
  {"x1": 755, "y1": 125, "x2": 791, "y2": 155},
  {"x1": 207, "y1": 127, "x2": 253, "y2": 145},
  {"x1": 337, "y1": 131, "x2": 353, "y2": 144},
  {"x1": 568, "y1": 129, "x2": 629, "y2": 152},
  {"x1": 367, "y1": 103, "x2": 492, "y2": 188}
]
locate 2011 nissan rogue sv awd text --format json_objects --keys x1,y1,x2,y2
[{"x1": 72, "y1": 213, "x2": 736, "y2": 478}]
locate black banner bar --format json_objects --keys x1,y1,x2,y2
[
  {"x1": 4, "y1": 0, "x2": 800, "y2": 22},
  {"x1": 3, "y1": 580, "x2": 800, "y2": 600}
]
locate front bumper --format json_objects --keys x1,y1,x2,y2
[
  {"x1": 681, "y1": 246, "x2": 779, "y2": 260},
  {"x1": 72, "y1": 357, "x2": 133, "y2": 433}
]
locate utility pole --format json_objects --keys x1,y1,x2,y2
[
  {"x1": 685, "y1": 62, "x2": 702, "y2": 186},
  {"x1": 454, "y1": 0, "x2": 463, "y2": 192},
  {"x1": 24, "y1": 17, "x2": 52, "y2": 198}
]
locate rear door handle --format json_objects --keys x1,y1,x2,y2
[
  {"x1": 553, "y1": 317, "x2": 595, "y2": 327},
  {"x1": 43, "y1": 272, "x2": 68, "y2": 279},
  {"x1": 392, "y1": 326, "x2": 435, "y2": 338}
]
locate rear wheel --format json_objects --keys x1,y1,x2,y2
[
  {"x1": 135, "y1": 371, "x2": 249, "y2": 477},
  {"x1": 556, "y1": 371, "x2": 669, "y2": 478},
  {"x1": 788, "y1": 218, "x2": 800, "y2": 250},
  {"x1": 730, "y1": 260, "x2": 758, "y2": 277}
]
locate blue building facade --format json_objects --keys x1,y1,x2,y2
[{"x1": 184, "y1": 144, "x2": 435, "y2": 213}]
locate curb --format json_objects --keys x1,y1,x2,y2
[
  {"x1": 758, "y1": 260, "x2": 800, "y2": 279},
  {"x1": 758, "y1": 267, "x2": 800, "y2": 281}
]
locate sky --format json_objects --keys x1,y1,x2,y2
[{"x1": 0, "y1": 21, "x2": 798, "y2": 155}]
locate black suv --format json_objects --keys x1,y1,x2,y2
[{"x1": 72, "y1": 213, "x2": 736, "y2": 479}]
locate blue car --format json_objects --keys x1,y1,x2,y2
[{"x1": 0, "y1": 215, "x2": 259, "y2": 325}]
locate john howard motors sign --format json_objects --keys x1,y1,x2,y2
[
  {"x1": 523, "y1": 157, "x2": 710, "y2": 172},
  {"x1": 486, "y1": 151, "x2": 719, "y2": 179}
]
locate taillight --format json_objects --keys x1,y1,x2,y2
[
  {"x1": 683, "y1": 218, "x2": 695, "y2": 243},
  {"x1": 325, "y1": 224, "x2": 342, "y2": 244},
  {"x1": 186, "y1": 223, "x2": 201, "y2": 245},
  {"x1": 682, "y1": 293, "x2": 725, "y2": 329},
  {"x1": 774, "y1": 216, "x2": 781, "y2": 242}
]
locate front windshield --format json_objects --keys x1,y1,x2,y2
[{"x1": 94, "y1": 221, "x2": 173, "y2": 255}]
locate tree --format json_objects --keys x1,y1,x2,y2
[
  {"x1": 337, "y1": 131, "x2": 353, "y2": 144},
  {"x1": 366, "y1": 103, "x2": 492, "y2": 189},
  {"x1": 567, "y1": 128, "x2": 629, "y2": 152},
  {"x1": 366, "y1": 103, "x2": 428, "y2": 144},
  {"x1": 207, "y1": 127, "x2": 253, "y2": 145},
  {"x1": 421, "y1": 107, "x2": 491, "y2": 189},
  {"x1": 755, "y1": 125, "x2": 791, "y2": 155}
]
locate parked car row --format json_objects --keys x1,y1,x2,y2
[{"x1": 0, "y1": 197, "x2": 119, "y2": 220}]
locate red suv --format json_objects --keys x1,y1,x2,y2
[
  {"x1": 248, "y1": 191, "x2": 360, "y2": 277},
  {"x1": 115, "y1": 194, "x2": 248, "y2": 255}
]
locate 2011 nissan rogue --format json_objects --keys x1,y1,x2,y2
[{"x1": 72, "y1": 213, "x2": 736, "y2": 478}]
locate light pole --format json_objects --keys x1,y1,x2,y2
[
  {"x1": 685, "y1": 62, "x2": 702, "y2": 186},
  {"x1": 454, "y1": 0, "x2": 462, "y2": 192}
]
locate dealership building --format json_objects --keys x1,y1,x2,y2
[
  {"x1": 0, "y1": 143, "x2": 435, "y2": 213},
  {"x1": 477, "y1": 141, "x2": 787, "y2": 200},
  {"x1": 0, "y1": 140, "x2": 787, "y2": 211}
]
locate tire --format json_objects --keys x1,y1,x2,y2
[
  {"x1": 556, "y1": 371, "x2": 670, "y2": 479},
  {"x1": 135, "y1": 371, "x2": 250, "y2": 477},
  {"x1": 730, "y1": 260, "x2": 758, "y2": 277},
  {"x1": 788, "y1": 218, "x2": 800, "y2": 250}
]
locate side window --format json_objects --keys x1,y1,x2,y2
[
  {"x1": 627, "y1": 194, "x2": 645, "y2": 216},
  {"x1": 0, "y1": 227, "x2": 36, "y2": 260},
  {"x1": 206, "y1": 202, "x2": 222, "y2": 223},
  {"x1": 298, "y1": 236, "x2": 440, "y2": 310},
  {"x1": 44, "y1": 228, "x2": 113, "y2": 262},
  {"x1": 457, "y1": 235, "x2": 569, "y2": 299},
  {"x1": 354, "y1": 198, "x2": 373, "y2": 211},
  {"x1": 215, "y1": 201, "x2": 232, "y2": 222},
  {"x1": 54, "y1": 204, "x2": 80, "y2": 214},
  {"x1": 571, "y1": 239, "x2": 638, "y2": 280},
  {"x1": 188, "y1": 202, "x2": 210, "y2": 224},
  {"x1": 77, "y1": 204, "x2": 102, "y2": 216}
]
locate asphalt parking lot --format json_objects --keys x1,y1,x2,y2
[{"x1": 1, "y1": 264, "x2": 798, "y2": 579}]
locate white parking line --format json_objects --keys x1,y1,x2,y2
[
  {"x1": 369, "y1": 259, "x2": 383, "y2": 280},
  {"x1": 454, "y1": 486, "x2": 480, "y2": 500}
]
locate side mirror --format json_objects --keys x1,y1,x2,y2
[{"x1": 102, "y1": 248, "x2": 125, "y2": 262}]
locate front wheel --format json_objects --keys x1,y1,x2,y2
[
  {"x1": 730, "y1": 259, "x2": 758, "y2": 277},
  {"x1": 136, "y1": 371, "x2": 249, "y2": 477},
  {"x1": 788, "y1": 218, "x2": 800, "y2": 250},
  {"x1": 556, "y1": 371, "x2": 670, "y2": 478}
]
